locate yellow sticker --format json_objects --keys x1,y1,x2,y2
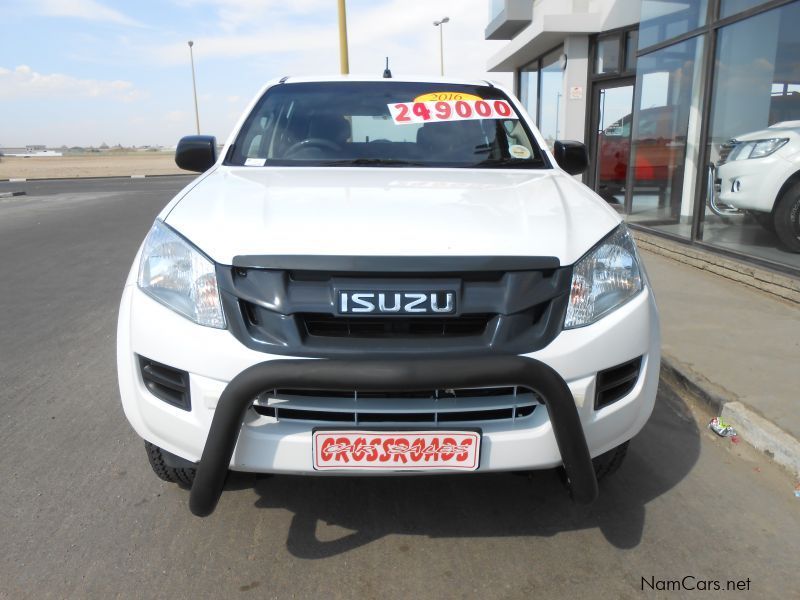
[{"x1": 413, "y1": 91, "x2": 482, "y2": 103}]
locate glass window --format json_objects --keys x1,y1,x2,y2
[
  {"x1": 702, "y1": 1, "x2": 800, "y2": 269},
  {"x1": 539, "y1": 48, "x2": 564, "y2": 149},
  {"x1": 596, "y1": 36, "x2": 620, "y2": 74},
  {"x1": 594, "y1": 84, "x2": 635, "y2": 204},
  {"x1": 639, "y1": 0, "x2": 708, "y2": 49},
  {"x1": 720, "y1": 0, "x2": 771, "y2": 18},
  {"x1": 627, "y1": 36, "x2": 705, "y2": 238},
  {"x1": 625, "y1": 30, "x2": 639, "y2": 71},
  {"x1": 519, "y1": 60, "x2": 539, "y2": 121},
  {"x1": 350, "y1": 116, "x2": 422, "y2": 143},
  {"x1": 228, "y1": 81, "x2": 547, "y2": 169}
]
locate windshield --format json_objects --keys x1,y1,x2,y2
[{"x1": 226, "y1": 81, "x2": 548, "y2": 169}]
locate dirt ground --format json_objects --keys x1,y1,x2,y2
[{"x1": 0, "y1": 153, "x2": 189, "y2": 179}]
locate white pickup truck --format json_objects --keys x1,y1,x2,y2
[
  {"x1": 716, "y1": 121, "x2": 800, "y2": 252},
  {"x1": 116, "y1": 76, "x2": 660, "y2": 516}
]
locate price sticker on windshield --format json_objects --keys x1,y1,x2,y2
[{"x1": 388, "y1": 99, "x2": 517, "y2": 125}]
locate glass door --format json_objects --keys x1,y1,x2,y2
[{"x1": 589, "y1": 79, "x2": 635, "y2": 205}]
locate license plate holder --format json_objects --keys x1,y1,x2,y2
[{"x1": 312, "y1": 429, "x2": 481, "y2": 471}]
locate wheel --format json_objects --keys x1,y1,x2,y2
[
  {"x1": 599, "y1": 193, "x2": 623, "y2": 205},
  {"x1": 748, "y1": 210, "x2": 775, "y2": 233},
  {"x1": 592, "y1": 441, "x2": 629, "y2": 481},
  {"x1": 773, "y1": 182, "x2": 800, "y2": 253},
  {"x1": 597, "y1": 185, "x2": 623, "y2": 205},
  {"x1": 558, "y1": 441, "x2": 629, "y2": 494},
  {"x1": 145, "y1": 441, "x2": 196, "y2": 487}
]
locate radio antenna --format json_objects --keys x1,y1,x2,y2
[{"x1": 383, "y1": 57, "x2": 392, "y2": 78}]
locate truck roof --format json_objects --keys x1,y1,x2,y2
[{"x1": 275, "y1": 74, "x2": 500, "y2": 87}]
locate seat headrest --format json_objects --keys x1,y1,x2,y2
[
  {"x1": 307, "y1": 115, "x2": 351, "y2": 144},
  {"x1": 417, "y1": 121, "x2": 487, "y2": 159}
]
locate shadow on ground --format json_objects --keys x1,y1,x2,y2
[{"x1": 222, "y1": 381, "x2": 698, "y2": 557}]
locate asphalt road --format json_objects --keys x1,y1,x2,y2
[{"x1": 0, "y1": 176, "x2": 797, "y2": 599}]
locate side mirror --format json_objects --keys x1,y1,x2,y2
[
  {"x1": 553, "y1": 140, "x2": 589, "y2": 175},
  {"x1": 175, "y1": 135, "x2": 217, "y2": 172}
]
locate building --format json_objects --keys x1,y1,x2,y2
[
  {"x1": 0, "y1": 145, "x2": 62, "y2": 157},
  {"x1": 486, "y1": 0, "x2": 800, "y2": 274}
]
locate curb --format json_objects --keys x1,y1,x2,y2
[
  {"x1": 633, "y1": 230, "x2": 800, "y2": 304},
  {"x1": 661, "y1": 354, "x2": 800, "y2": 477},
  {"x1": 0, "y1": 191, "x2": 26, "y2": 198}
]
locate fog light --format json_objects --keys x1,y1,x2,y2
[{"x1": 732, "y1": 179, "x2": 742, "y2": 193}]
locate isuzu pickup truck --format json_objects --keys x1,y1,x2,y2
[{"x1": 117, "y1": 76, "x2": 660, "y2": 516}]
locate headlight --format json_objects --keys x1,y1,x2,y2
[
  {"x1": 728, "y1": 138, "x2": 789, "y2": 161},
  {"x1": 565, "y1": 225, "x2": 643, "y2": 329},
  {"x1": 137, "y1": 220, "x2": 226, "y2": 328}
]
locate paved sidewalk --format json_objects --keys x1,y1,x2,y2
[{"x1": 640, "y1": 249, "x2": 800, "y2": 475}]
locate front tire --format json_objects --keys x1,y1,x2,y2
[
  {"x1": 748, "y1": 210, "x2": 775, "y2": 233},
  {"x1": 592, "y1": 441, "x2": 629, "y2": 481},
  {"x1": 774, "y1": 182, "x2": 800, "y2": 253},
  {"x1": 559, "y1": 441, "x2": 629, "y2": 495},
  {"x1": 145, "y1": 441, "x2": 196, "y2": 487}
]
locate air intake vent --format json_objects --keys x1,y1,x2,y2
[
  {"x1": 298, "y1": 313, "x2": 493, "y2": 338},
  {"x1": 138, "y1": 355, "x2": 191, "y2": 411},
  {"x1": 252, "y1": 404, "x2": 536, "y2": 424},
  {"x1": 251, "y1": 387, "x2": 539, "y2": 425},
  {"x1": 595, "y1": 357, "x2": 642, "y2": 409}
]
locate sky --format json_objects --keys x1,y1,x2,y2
[{"x1": 0, "y1": 0, "x2": 513, "y2": 147}]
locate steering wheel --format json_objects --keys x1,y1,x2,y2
[{"x1": 284, "y1": 138, "x2": 342, "y2": 158}]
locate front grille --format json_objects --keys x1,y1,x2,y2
[
  {"x1": 299, "y1": 313, "x2": 493, "y2": 338},
  {"x1": 595, "y1": 357, "x2": 642, "y2": 409},
  {"x1": 269, "y1": 386, "x2": 523, "y2": 398},
  {"x1": 251, "y1": 387, "x2": 539, "y2": 425},
  {"x1": 138, "y1": 355, "x2": 191, "y2": 411},
  {"x1": 217, "y1": 259, "x2": 573, "y2": 357}
]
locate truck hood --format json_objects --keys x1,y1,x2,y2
[
  {"x1": 735, "y1": 123, "x2": 800, "y2": 140},
  {"x1": 164, "y1": 166, "x2": 621, "y2": 267}
]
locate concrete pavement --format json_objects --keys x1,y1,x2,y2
[{"x1": 640, "y1": 249, "x2": 800, "y2": 476}]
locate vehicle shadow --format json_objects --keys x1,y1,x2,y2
[{"x1": 233, "y1": 380, "x2": 699, "y2": 558}]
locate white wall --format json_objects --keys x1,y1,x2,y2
[
  {"x1": 595, "y1": 0, "x2": 641, "y2": 30},
  {"x1": 562, "y1": 35, "x2": 590, "y2": 142}
]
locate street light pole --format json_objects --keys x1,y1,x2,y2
[
  {"x1": 433, "y1": 17, "x2": 449, "y2": 77},
  {"x1": 188, "y1": 40, "x2": 200, "y2": 134},
  {"x1": 337, "y1": 0, "x2": 350, "y2": 75}
]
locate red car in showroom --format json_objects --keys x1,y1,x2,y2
[{"x1": 596, "y1": 107, "x2": 683, "y2": 203}]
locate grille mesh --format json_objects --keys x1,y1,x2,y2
[
  {"x1": 252, "y1": 387, "x2": 539, "y2": 425},
  {"x1": 298, "y1": 313, "x2": 493, "y2": 338}
]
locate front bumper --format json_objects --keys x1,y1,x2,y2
[
  {"x1": 189, "y1": 356, "x2": 598, "y2": 516},
  {"x1": 717, "y1": 154, "x2": 795, "y2": 212},
  {"x1": 118, "y1": 270, "x2": 660, "y2": 515},
  {"x1": 119, "y1": 278, "x2": 659, "y2": 458}
]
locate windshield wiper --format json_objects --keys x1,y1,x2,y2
[
  {"x1": 472, "y1": 157, "x2": 545, "y2": 169},
  {"x1": 317, "y1": 158, "x2": 427, "y2": 167}
]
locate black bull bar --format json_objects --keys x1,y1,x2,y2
[{"x1": 189, "y1": 356, "x2": 599, "y2": 516}]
